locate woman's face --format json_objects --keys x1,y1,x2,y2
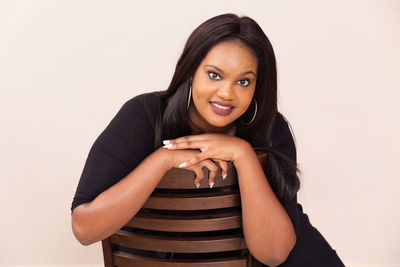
[{"x1": 189, "y1": 40, "x2": 258, "y2": 133}]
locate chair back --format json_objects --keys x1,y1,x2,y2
[{"x1": 102, "y1": 150, "x2": 267, "y2": 266}]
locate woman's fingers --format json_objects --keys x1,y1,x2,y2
[
  {"x1": 201, "y1": 159, "x2": 218, "y2": 188},
  {"x1": 214, "y1": 159, "x2": 228, "y2": 180},
  {"x1": 189, "y1": 165, "x2": 205, "y2": 188},
  {"x1": 169, "y1": 146, "x2": 228, "y2": 188},
  {"x1": 189, "y1": 159, "x2": 225, "y2": 188},
  {"x1": 178, "y1": 151, "x2": 210, "y2": 168},
  {"x1": 164, "y1": 140, "x2": 205, "y2": 151},
  {"x1": 163, "y1": 135, "x2": 206, "y2": 146},
  {"x1": 163, "y1": 135, "x2": 211, "y2": 151}
]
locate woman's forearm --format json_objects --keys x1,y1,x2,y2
[
  {"x1": 234, "y1": 143, "x2": 296, "y2": 266},
  {"x1": 71, "y1": 147, "x2": 171, "y2": 246}
]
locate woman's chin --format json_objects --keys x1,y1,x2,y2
[{"x1": 205, "y1": 119, "x2": 236, "y2": 131}]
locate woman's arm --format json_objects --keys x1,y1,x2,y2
[
  {"x1": 234, "y1": 142, "x2": 296, "y2": 266},
  {"x1": 71, "y1": 146, "x2": 220, "y2": 246},
  {"x1": 160, "y1": 132, "x2": 297, "y2": 266},
  {"x1": 71, "y1": 147, "x2": 171, "y2": 246}
]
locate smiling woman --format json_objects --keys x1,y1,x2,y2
[{"x1": 71, "y1": 13, "x2": 345, "y2": 267}]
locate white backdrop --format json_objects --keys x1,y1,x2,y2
[{"x1": 1, "y1": 0, "x2": 399, "y2": 266}]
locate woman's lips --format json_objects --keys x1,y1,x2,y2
[{"x1": 210, "y1": 101, "x2": 234, "y2": 116}]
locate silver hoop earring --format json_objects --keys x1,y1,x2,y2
[
  {"x1": 240, "y1": 98, "x2": 257, "y2": 125},
  {"x1": 187, "y1": 84, "x2": 192, "y2": 110}
]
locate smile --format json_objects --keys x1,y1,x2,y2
[{"x1": 210, "y1": 102, "x2": 234, "y2": 115}]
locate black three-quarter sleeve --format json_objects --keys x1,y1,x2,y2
[
  {"x1": 71, "y1": 94, "x2": 156, "y2": 213},
  {"x1": 270, "y1": 112, "x2": 300, "y2": 234}
]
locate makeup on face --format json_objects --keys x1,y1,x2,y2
[{"x1": 188, "y1": 40, "x2": 258, "y2": 133}]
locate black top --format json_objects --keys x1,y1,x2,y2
[{"x1": 71, "y1": 93, "x2": 344, "y2": 267}]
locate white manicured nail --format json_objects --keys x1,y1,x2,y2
[
  {"x1": 196, "y1": 183, "x2": 200, "y2": 189},
  {"x1": 163, "y1": 144, "x2": 173, "y2": 149},
  {"x1": 178, "y1": 162, "x2": 187, "y2": 168},
  {"x1": 222, "y1": 173, "x2": 227, "y2": 180},
  {"x1": 209, "y1": 182, "x2": 214, "y2": 188},
  {"x1": 163, "y1": 140, "x2": 171, "y2": 145}
]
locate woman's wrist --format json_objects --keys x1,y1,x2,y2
[
  {"x1": 154, "y1": 147, "x2": 174, "y2": 171},
  {"x1": 232, "y1": 139, "x2": 254, "y2": 164}
]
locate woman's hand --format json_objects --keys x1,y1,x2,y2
[
  {"x1": 165, "y1": 148, "x2": 225, "y2": 188},
  {"x1": 163, "y1": 133, "x2": 249, "y2": 172}
]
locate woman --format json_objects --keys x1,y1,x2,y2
[{"x1": 71, "y1": 13, "x2": 344, "y2": 266}]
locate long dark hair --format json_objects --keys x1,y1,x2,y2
[{"x1": 151, "y1": 13, "x2": 300, "y2": 203}]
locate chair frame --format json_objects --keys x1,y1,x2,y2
[{"x1": 102, "y1": 150, "x2": 267, "y2": 267}]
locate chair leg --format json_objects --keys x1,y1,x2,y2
[
  {"x1": 247, "y1": 254, "x2": 264, "y2": 267},
  {"x1": 102, "y1": 238, "x2": 115, "y2": 267}
]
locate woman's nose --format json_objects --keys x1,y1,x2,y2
[{"x1": 216, "y1": 83, "x2": 234, "y2": 100}]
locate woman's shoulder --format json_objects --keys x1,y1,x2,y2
[
  {"x1": 124, "y1": 92, "x2": 162, "y2": 111},
  {"x1": 270, "y1": 111, "x2": 297, "y2": 162},
  {"x1": 272, "y1": 112, "x2": 291, "y2": 133},
  {"x1": 115, "y1": 92, "x2": 163, "y2": 124}
]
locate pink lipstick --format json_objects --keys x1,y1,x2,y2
[{"x1": 210, "y1": 101, "x2": 234, "y2": 116}]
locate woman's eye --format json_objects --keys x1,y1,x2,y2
[
  {"x1": 208, "y1": 71, "x2": 221, "y2": 80},
  {"x1": 237, "y1": 79, "x2": 250, "y2": 87}
]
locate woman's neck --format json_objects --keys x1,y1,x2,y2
[
  {"x1": 188, "y1": 118, "x2": 237, "y2": 136},
  {"x1": 188, "y1": 103, "x2": 237, "y2": 135}
]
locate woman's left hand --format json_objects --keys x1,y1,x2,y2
[{"x1": 162, "y1": 133, "x2": 249, "y2": 168}]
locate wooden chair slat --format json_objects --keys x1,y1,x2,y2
[
  {"x1": 111, "y1": 229, "x2": 247, "y2": 253},
  {"x1": 113, "y1": 251, "x2": 248, "y2": 267},
  {"x1": 143, "y1": 191, "x2": 240, "y2": 210},
  {"x1": 151, "y1": 187, "x2": 239, "y2": 197},
  {"x1": 126, "y1": 211, "x2": 242, "y2": 232},
  {"x1": 157, "y1": 162, "x2": 238, "y2": 189}
]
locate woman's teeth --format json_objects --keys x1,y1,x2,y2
[{"x1": 212, "y1": 103, "x2": 231, "y2": 110}]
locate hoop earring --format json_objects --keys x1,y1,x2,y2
[
  {"x1": 240, "y1": 98, "x2": 257, "y2": 125},
  {"x1": 187, "y1": 84, "x2": 192, "y2": 110}
]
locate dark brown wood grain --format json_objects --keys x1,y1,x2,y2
[
  {"x1": 113, "y1": 251, "x2": 248, "y2": 267},
  {"x1": 142, "y1": 189, "x2": 241, "y2": 210},
  {"x1": 102, "y1": 237, "x2": 115, "y2": 267},
  {"x1": 110, "y1": 229, "x2": 247, "y2": 253},
  {"x1": 126, "y1": 210, "x2": 242, "y2": 232}
]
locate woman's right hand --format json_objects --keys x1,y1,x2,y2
[{"x1": 165, "y1": 148, "x2": 228, "y2": 188}]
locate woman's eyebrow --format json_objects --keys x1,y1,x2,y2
[{"x1": 205, "y1": 64, "x2": 256, "y2": 77}]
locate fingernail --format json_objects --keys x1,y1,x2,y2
[
  {"x1": 209, "y1": 182, "x2": 214, "y2": 188},
  {"x1": 222, "y1": 174, "x2": 227, "y2": 180},
  {"x1": 196, "y1": 183, "x2": 200, "y2": 189},
  {"x1": 163, "y1": 144, "x2": 173, "y2": 149},
  {"x1": 163, "y1": 140, "x2": 171, "y2": 145},
  {"x1": 178, "y1": 162, "x2": 187, "y2": 168}
]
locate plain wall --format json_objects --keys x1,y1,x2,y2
[{"x1": 0, "y1": 0, "x2": 399, "y2": 266}]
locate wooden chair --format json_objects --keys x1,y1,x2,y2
[{"x1": 102, "y1": 150, "x2": 267, "y2": 266}]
